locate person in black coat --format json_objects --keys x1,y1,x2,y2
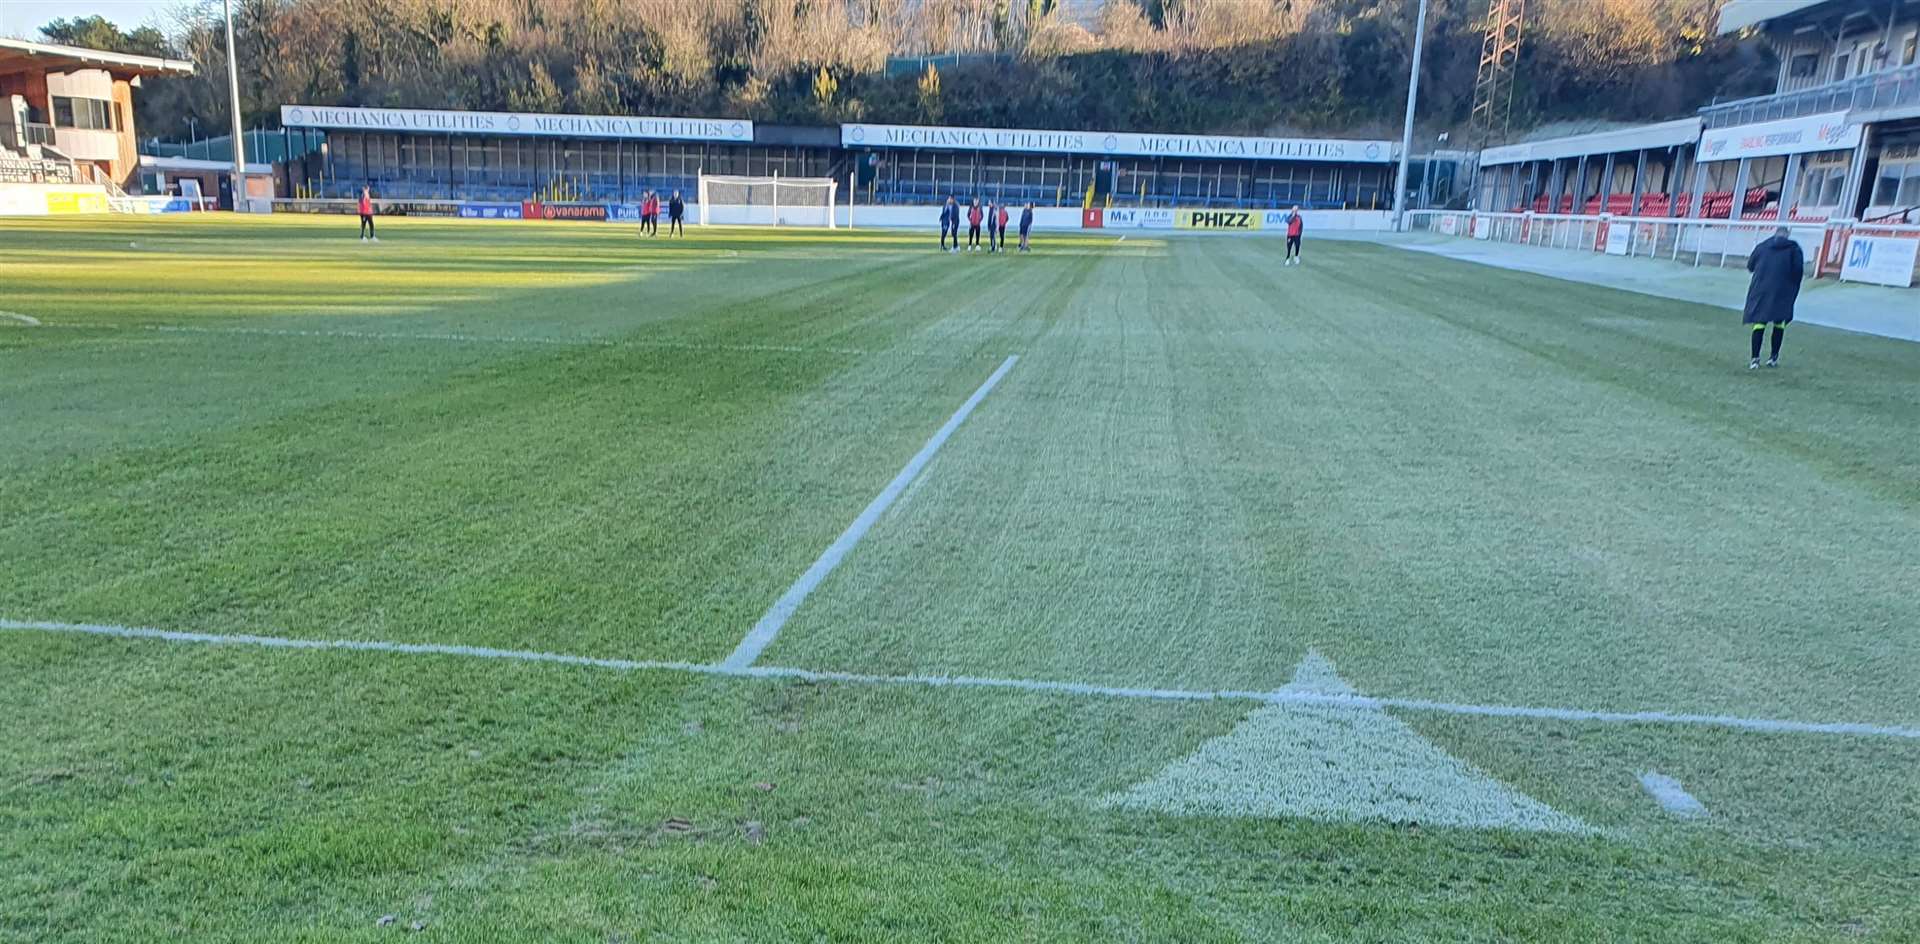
[
  {"x1": 1743, "y1": 227, "x2": 1804, "y2": 369},
  {"x1": 939, "y1": 196, "x2": 959, "y2": 252}
]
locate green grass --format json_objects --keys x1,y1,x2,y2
[{"x1": 2, "y1": 214, "x2": 1917, "y2": 942}]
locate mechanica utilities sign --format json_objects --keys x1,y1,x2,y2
[
  {"x1": 282, "y1": 105, "x2": 752, "y2": 142},
  {"x1": 840, "y1": 123, "x2": 1394, "y2": 163}
]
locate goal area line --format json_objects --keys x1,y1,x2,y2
[{"x1": 5, "y1": 617, "x2": 1915, "y2": 742}]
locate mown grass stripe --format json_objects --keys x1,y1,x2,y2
[
  {"x1": 7, "y1": 617, "x2": 1917, "y2": 740},
  {"x1": 721, "y1": 353, "x2": 1021, "y2": 669}
]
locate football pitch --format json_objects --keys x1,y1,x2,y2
[{"x1": 3, "y1": 214, "x2": 1917, "y2": 942}]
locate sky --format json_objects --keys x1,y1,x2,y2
[{"x1": 0, "y1": 0, "x2": 184, "y2": 39}]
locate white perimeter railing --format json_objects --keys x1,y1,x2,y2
[{"x1": 1403, "y1": 209, "x2": 1920, "y2": 284}]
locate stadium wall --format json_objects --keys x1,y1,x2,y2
[{"x1": 266, "y1": 197, "x2": 1391, "y2": 235}]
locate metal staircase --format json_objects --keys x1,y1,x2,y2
[{"x1": 1469, "y1": 0, "x2": 1527, "y2": 151}]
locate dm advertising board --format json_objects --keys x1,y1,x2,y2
[{"x1": 1839, "y1": 233, "x2": 1920, "y2": 288}]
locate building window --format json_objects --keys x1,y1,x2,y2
[
  {"x1": 1873, "y1": 143, "x2": 1920, "y2": 208},
  {"x1": 1788, "y1": 53, "x2": 1819, "y2": 78},
  {"x1": 1831, "y1": 51, "x2": 1850, "y2": 81},
  {"x1": 1904, "y1": 33, "x2": 1917, "y2": 66},
  {"x1": 1799, "y1": 154, "x2": 1849, "y2": 209},
  {"x1": 50, "y1": 95, "x2": 116, "y2": 131}
]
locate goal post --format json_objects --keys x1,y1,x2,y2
[{"x1": 697, "y1": 173, "x2": 839, "y2": 228}]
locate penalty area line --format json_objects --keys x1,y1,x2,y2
[
  {"x1": 720, "y1": 353, "x2": 1020, "y2": 670},
  {"x1": 5, "y1": 617, "x2": 1919, "y2": 741}
]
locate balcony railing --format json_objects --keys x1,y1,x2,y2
[{"x1": 1701, "y1": 63, "x2": 1920, "y2": 129}]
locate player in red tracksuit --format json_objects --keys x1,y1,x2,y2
[
  {"x1": 358, "y1": 187, "x2": 377, "y2": 242},
  {"x1": 1284, "y1": 205, "x2": 1303, "y2": 265},
  {"x1": 995, "y1": 203, "x2": 1010, "y2": 252},
  {"x1": 967, "y1": 200, "x2": 984, "y2": 251}
]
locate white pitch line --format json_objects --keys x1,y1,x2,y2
[
  {"x1": 6, "y1": 617, "x2": 1918, "y2": 740},
  {"x1": 97, "y1": 323, "x2": 875, "y2": 357},
  {"x1": 720, "y1": 354, "x2": 1020, "y2": 669},
  {"x1": 0, "y1": 617, "x2": 724, "y2": 676},
  {"x1": 25, "y1": 322, "x2": 1000, "y2": 361},
  {"x1": 0, "y1": 311, "x2": 42, "y2": 326},
  {"x1": 1639, "y1": 771, "x2": 1709, "y2": 818}
]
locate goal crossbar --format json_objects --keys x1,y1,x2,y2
[{"x1": 698, "y1": 174, "x2": 838, "y2": 228}]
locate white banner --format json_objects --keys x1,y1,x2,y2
[
  {"x1": 1102, "y1": 207, "x2": 1177, "y2": 229},
  {"x1": 1840, "y1": 233, "x2": 1919, "y2": 287},
  {"x1": 1472, "y1": 215, "x2": 1491, "y2": 239},
  {"x1": 1699, "y1": 111, "x2": 1860, "y2": 161},
  {"x1": 1604, "y1": 223, "x2": 1631, "y2": 255},
  {"x1": 282, "y1": 105, "x2": 752, "y2": 142},
  {"x1": 841, "y1": 123, "x2": 1393, "y2": 163},
  {"x1": 1438, "y1": 214, "x2": 1458, "y2": 235}
]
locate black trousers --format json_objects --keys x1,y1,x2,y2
[
  {"x1": 1286, "y1": 234, "x2": 1301, "y2": 258},
  {"x1": 359, "y1": 214, "x2": 374, "y2": 237},
  {"x1": 941, "y1": 224, "x2": 954, "y2": 249},
  {"x1": 969, "y1": 223, "x2": 981, "y2": 247},
  {"x1": 669, "y1": 215, "x2": 683, "y2": 236},
  {"x1": 1751, "y1": 322, "x2": 1786, "y2": 360}
]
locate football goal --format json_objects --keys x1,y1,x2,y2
[{"x1": 698, "y1": 174, "x2": 839, "y2": 228}]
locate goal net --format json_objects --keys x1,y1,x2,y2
[{"x1": 698, "y1": 174, "x2": 838, "y2": 228}]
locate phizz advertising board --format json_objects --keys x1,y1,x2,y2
[{"x1": 1178, "y1": 209, "x2": 1261, "y2": 230}]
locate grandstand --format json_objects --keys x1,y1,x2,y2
[
  {"x1": 279, "y1": 105, "x2": 827, "y2": 205},
  {"x1": 1477, "y1": 0, "x2": 1919, "y2": 225},
  {"x1": 845, "y1": 124, "x2": 1396, "y2": 210},
  {"x1": 0, "y1": 37, "x2": 194, "y2": 192},
  {"x1": 276, "y1": 106, "x2": 1397, "y2": 212}
]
